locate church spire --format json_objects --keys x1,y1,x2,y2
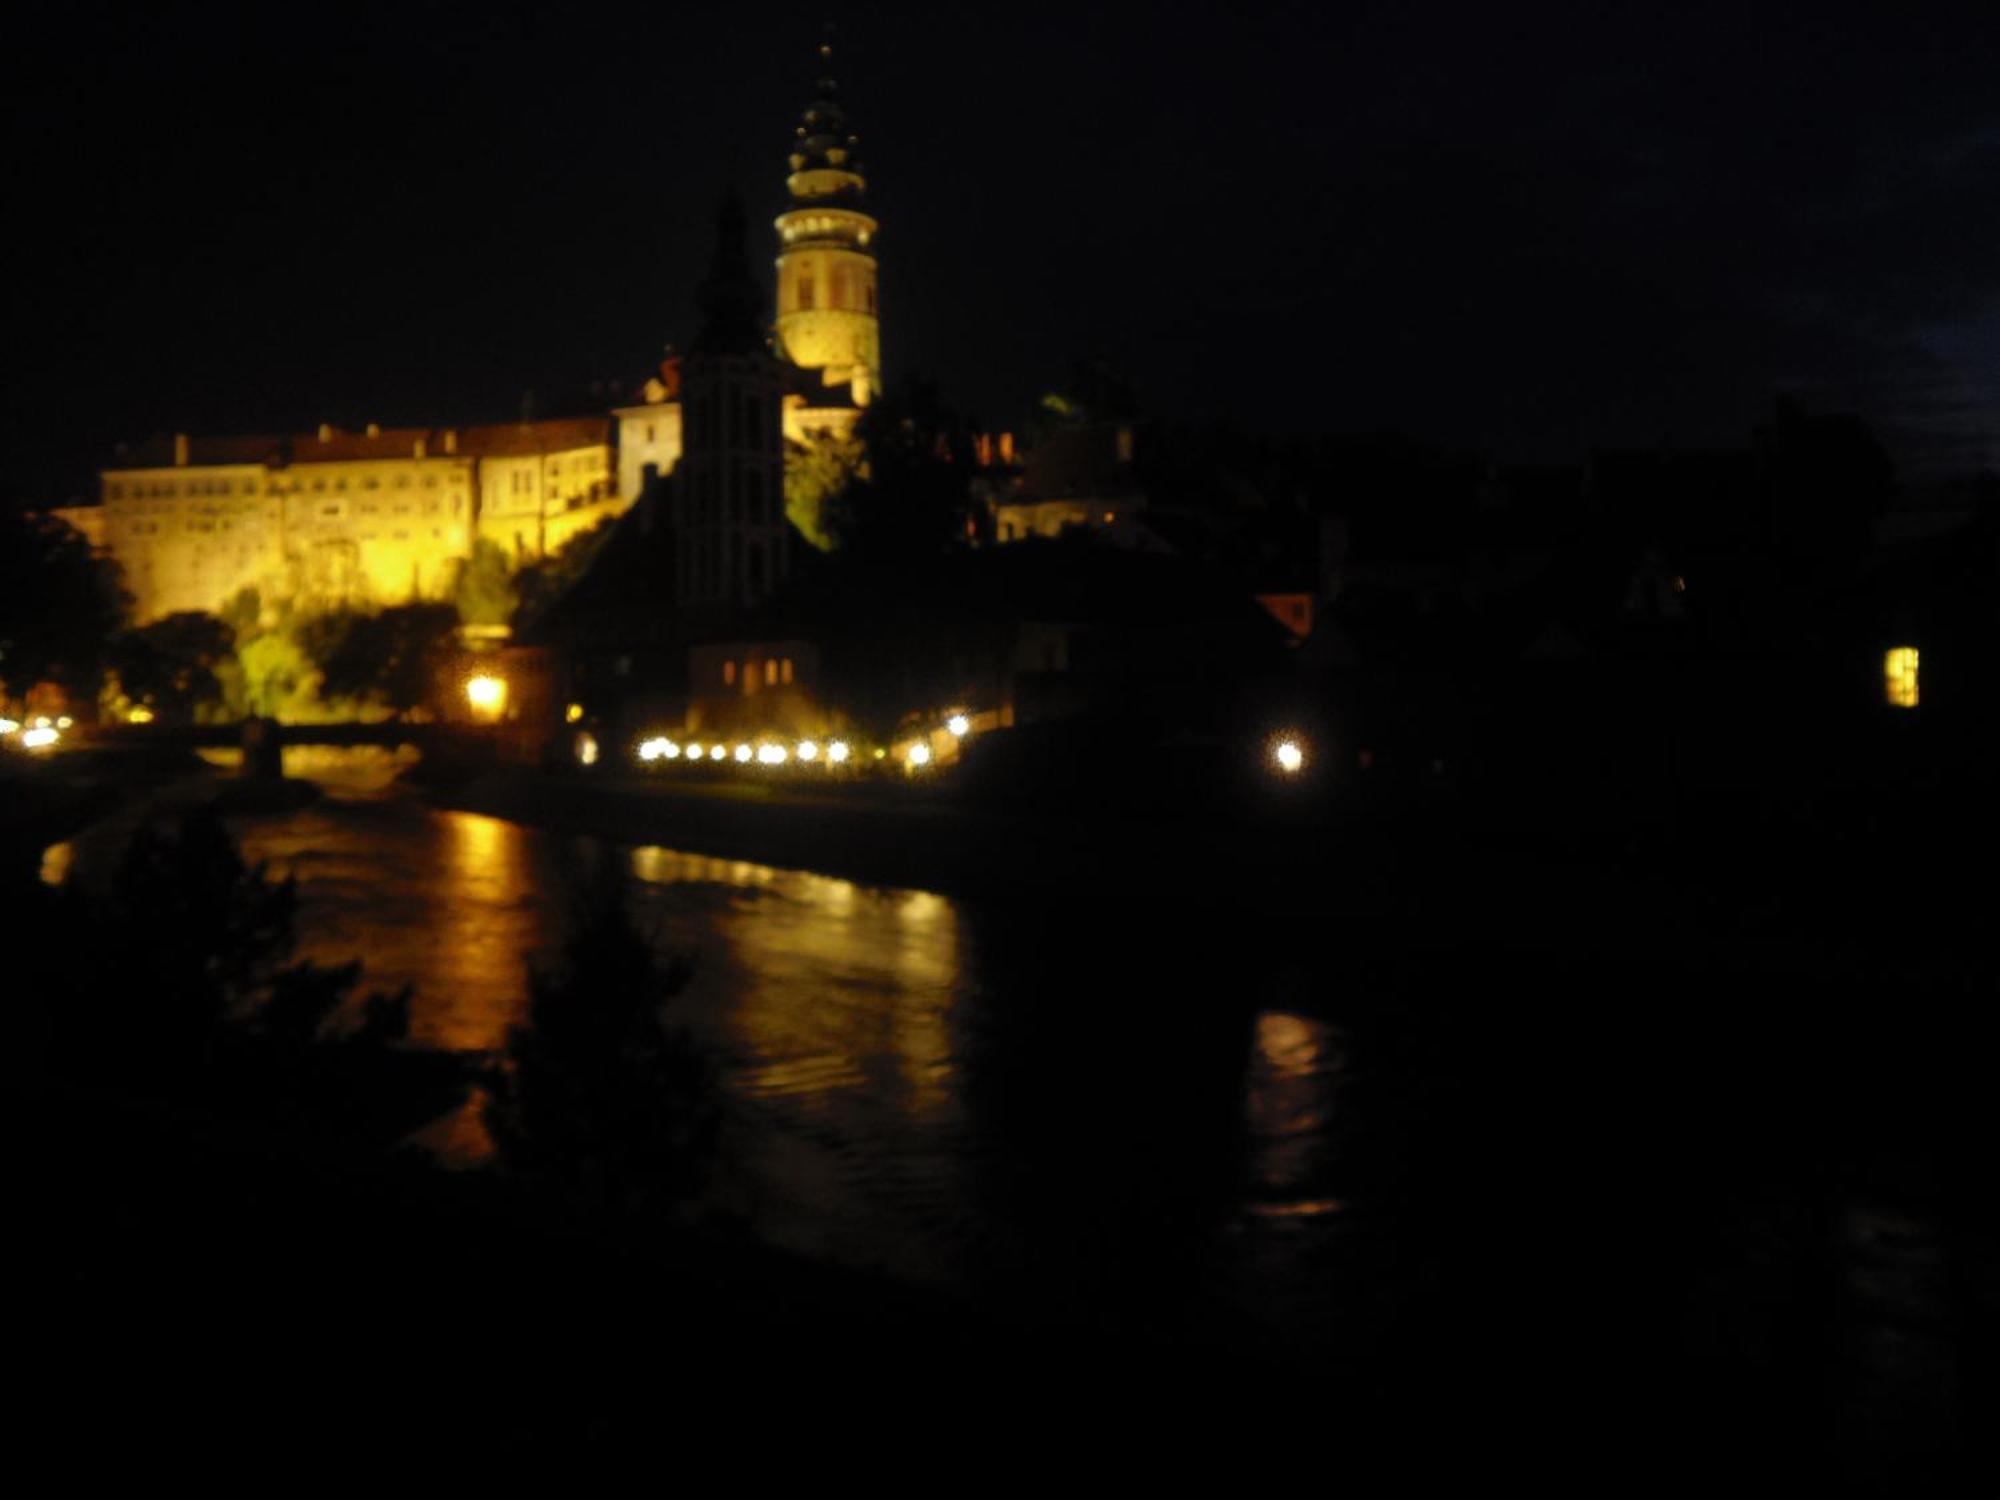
[
  {"x1": 775, "y1": 25, "x2": 881, "y2": 418},
  {"x1": 692, "y1": 187, "x2": 766, "y2": 356},
  {"x1": 786, "y1": 28, "x2": 865, "y2": 205}
]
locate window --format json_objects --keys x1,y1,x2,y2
[
  {"x1": 1885, "y1": 647, "x2": 1920, "y2": 709},
  {"x1": 780, "y1": 658, "x2": 793, "y2": 685},
  {"x1": 724, "y1": 660, "x2": 736, "y2": 686},
  {"x1": 764, "y1": 659, "x2": 777, "y2": 686},
  {"x1": 797, "y1": 270, "x2": 815, "y2": 310}
]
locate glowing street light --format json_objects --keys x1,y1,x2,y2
[
  {"x1": 709, "y1": 745, "x2": 726, "y2": 762},
  {"x1": 946, "y1": 714, "x2": 969, "y2": 737},
  {"x1": 734, "y1": 743, "x2": 753, "y2": 763},
  {"x1": 827, "y1": 741, "x2": 851, "y2": 764},
  {"x1": 797, "y1": 740, "x2": 819, "y2": 762},
  {"x1": 1273, "y1": 739, "x2": 1305, "y2": 774},
  {"x1": 466, "y1": 674, "x2": 507, "y2": 719},
  {"x1": 757, "y1": 743, "x2": 788, "y2": 765},
  {"x1": 21, "y1": 726, "x2": 60, "y2": 750},
  {"x1": 576, "y1": 732, "x2": 600, "y2": 767},
  {"x1": 908, "y1": 742, "x2": 932, "y2": 767}
]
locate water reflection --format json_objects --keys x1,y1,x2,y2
[
  {"x1": 1240, "y1": 1011, "x2": 1346, "y2": 1222},
  {"x1": 625, "y1": 842, "x2": 973, "y2": 1283},
  {"x1": 51, "y1": 778, "x2": 1357, "y2": 1313},
  {"x1": 39, "y1": 840, "x2": 72, "y2": 888}
]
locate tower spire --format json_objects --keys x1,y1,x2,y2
[{"x1": 775, "y1": 25, "x2": 881, "y2": 421}]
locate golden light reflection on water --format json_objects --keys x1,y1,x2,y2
[
  {"x1": 624, "y1": 845, "x2": 964, "y2": 1129},
  {"x1": 39, "y1": 840, "x2": 73, "y2": 887},
  {"x1": 1240, "y1": 1010, "x2": 1345, "y2": 1222},
  {"x1": 625, "y1": 842, "x2": 971, "y2": 1279},
  {"x1": 426, "y1": 811, "x2": 541, "y2": 1053}
]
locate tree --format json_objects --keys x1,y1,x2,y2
[
  {"x1": 0, "y1": 510, "x2": 128, "y2": 706},
  {"x1": 483, "y1": 858, "x2": 713, "y2": 1212},
  {"x1": 107, "y1": 612, "x2": 236, "y2": 723},
  {"x1": 454, "y1": 538, "x2": 519, "y2": 628},
  {"x1": 314, "y1": 603, "x2": 459, "y2": 716},
  {"x1": 46, "y1": 805, "x2": 439, "y2": 1140},
  {"x1": 784, "y1": 428, "x2": 866, "y2": 553},
  {"x1": 512, "y1": 519, "x2": 614, "y2": 629},
  {"x1": 825, "y1": 380, "x2": 977, "y2": 559},
  {"x1": 236, "y1": 631, "x2": 317, "y2": 718}
]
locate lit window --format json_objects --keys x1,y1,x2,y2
[
  {"x1": 764, "y1": 659, "x2": 778, "y2": 686},
  {"x1": 1885, "y1": 647, "x2": 1920, "y2": 708},
  {"x1": 781, "y1": 658, "x2": 793, "y2": 684},
  {"x1": 723, "y1": 660, "x2": 736, "y2": 686}
]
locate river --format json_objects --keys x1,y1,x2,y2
[
  {"x1": 46, "y1": 750, "x2": 1352, "y2": 1337},
  {"x1": 40, "y1": 748, "x2": 1983, "y2": 1446}
]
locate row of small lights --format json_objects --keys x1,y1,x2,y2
[
  {"x1": 632, "y1": 713, "x2": 979, "y2": 773},
  {"x1": 639, "y1": 736, "x2": 856, "y2": 767},
  {"x1": 0, "y1": 715, "x2": 70, "y2": 750}
]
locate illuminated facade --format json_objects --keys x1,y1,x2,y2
[
  {"x1": 776, "y1": 41, "x2": 880, "y2": 442},
  {"x1": 78, "y1": 39, "x2": 881, "y2": 627},
  {"x1": 88, "y1": 420, "x2": 623, "y2": 623}
]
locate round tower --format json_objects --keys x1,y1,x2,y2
[{"x1": 775, "y1": 39, "x2": 880, "y2": 415}]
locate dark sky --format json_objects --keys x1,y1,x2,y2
[{"x1": 6, "y1": 0, "x2": 1996, "y2": 502}]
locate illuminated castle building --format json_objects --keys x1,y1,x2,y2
[
  {"x1": 84, "y1": 420, "x2": 619, "y2": 624},
  {"x1": 79, "y1": 37, "x2": 880, "y2": 626},
  {"x1": 775, "y1": 39, "x2": 881, "y2": 438}
]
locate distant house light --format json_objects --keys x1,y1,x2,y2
[{"x1": 1885, "y1": 647, "x2": 1920, "y2": 709}]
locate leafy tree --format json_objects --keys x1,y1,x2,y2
[
  {"x1": 784, "y1": 428, "x2": 866, "y2": 553},
  {"x1": 76, "y1": 807, "x2": 399, "y2": 1056},
  {"x1": 316, "y1": 602, "x2": 459, "y2": 716},
  {"x1": 512, "y1": 519, "x2": 614, "y2": 629},
  {"x1": 825, "y1": 380, "x2": 976, "y2": 560},
  {"x1": 0, "y1": 509, "x2": 128, "y2": 705},
  {"x1": 49, "y1": 806, "x2": 432, "y2": 1137},
  {"x1": 107, "y1": 611, "x2": 236, "y2": 722},
  {"x1": 236, "y1": 631, "x2": 317, "y2": 718},
  {"x1": 454, "y1": 538, "x2": 519, "y2": 628},
  {"x1": 483, "y1": 858, "x2": 714, "y2": 1212}
]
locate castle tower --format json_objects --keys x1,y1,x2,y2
[
  {"x1": 775, "y1": 37, "x2": 879, "y2": 437},
  {"x1": 675, "y1": 190, "x2": 789, "y2": 612}
]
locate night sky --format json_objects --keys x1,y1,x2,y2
[{"x1": 6, "y1": 0, "x2": 1996, "y2": 503}]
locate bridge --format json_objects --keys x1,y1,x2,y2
[{"x1": 77, "y1": 718, "x2": 501, "y2": 755}]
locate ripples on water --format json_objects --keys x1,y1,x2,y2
[{"x1": 39, "y1": 755, "x2": 1983, "y2": 1439}]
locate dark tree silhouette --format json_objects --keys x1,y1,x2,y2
[
  {"x1": 0, "y1": 511, "x2": 128, "y2": 705},
  {"x1": 825, "y1": 378, "x2": 978, "y2": 560},
  {"x1": 483, "y1": 857, "x2": 714, "y2": 1212},
  {"x1": 107, "y1": 612, "x2": 236, "y2": 722},
  {"x1": 307, "y1": 602, "x2": 459, "y2": 715},
  {"x1": 512, "y1": 519, "x2": 614, "y2": 631}
]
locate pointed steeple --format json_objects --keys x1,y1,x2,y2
[
  {"x1": 692, "y1": 188, "x2": 767, "y2": 356},
  {"x1": 787, "y1": 28, "x2": 865, "y2": 205},
  {"x1": 774, "y1": 25, "x2": 880, "y2": 418}
]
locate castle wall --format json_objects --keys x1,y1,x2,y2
[
  {"x1": 94, "y1": 423, "x2": 626, "y2": 624},
  {"x1": 614, "y1": 402, "x2": 684, "y2": 503}
]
